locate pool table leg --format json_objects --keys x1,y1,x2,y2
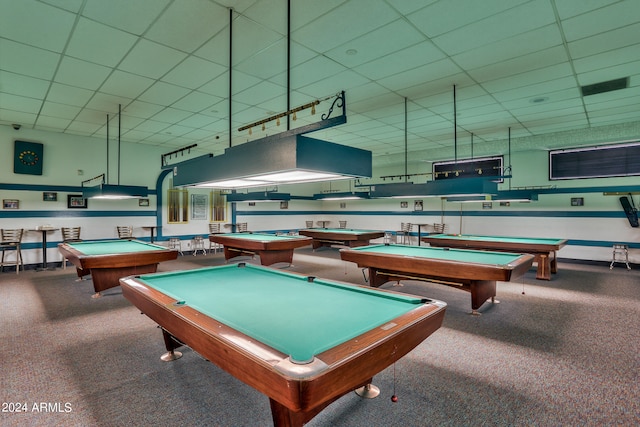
[
  {"x1": 470, "y1": 280, "x2": 497, "y2": 315},
  {"x1": 269, "y1": 377, "x2": 374, "y2": 427},
  {"x1": 535, "y1": 254, "x2": 552, "y2": 280},
  {"x1": 160, "y1": 328, "x2": 183, "y2": 362},
  {"x1": 258, "y1": 249, "x2": 294, "y2": 266}
]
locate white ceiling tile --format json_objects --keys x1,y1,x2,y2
[
  {"x1": 0, "y1": 0, "x2": 75, "y2": 52},
  {"x1": 46, "y1": 83, "x2": 95, "y2": 107},
  {"x1": 326, "y1": 19, "x2": 425, "y2": 68},
  {"x1": 100, "y1": 70, "x2": 155, "y2": 99},
  {"x1": 407, "y1": 0, "x2": 529, "y2": 38},
  {"x1": 561, "y1": 0, "x2": 640, "y2": 41},
  {"x1": 84, "y1": 92, "x2": 133, "y2": 114},
  {"x1": 151, "y1": 107, "x2": 193, "y2": 124},
  {"x1": 291, "y1": 0, "x2": 399, "y2": 52},
  {"x1": 568, "y1": 23, "x2": 640, "y2": 59},
  {"x1": 145, "y1": 0, "x2": 228, "y2": 52},
  {"x1": 82, "y1": 0, "x2": 170, "y2": 35},
  {"x1": 0, "y1": 71, "x2": 50, "y2": 99},
  {"x1": 65, "y1": 18, "x2": 138, "y2": 67},
  {"x1": 54, "y1": 57, "x2": 112, "y2": 90},
  {"x1": 40, "y1": 101, "x2": 81, "y2": 119},
  {"x1": 123, "y1": 101, "x2": 166, "y2": 119},
  {"x1": 118, "y1": 39, "x2": 187, "y2": 79},
  {"x1": 554, "y1": 0, "x2": 619, "y2": 19},
  {"x1": 481, "y1": 63, "x2": 575, "y2": 93},
  {"x1": 468, "y1": 46, "x2": 569, "y2": 83},
  {"x1": 0, "y1": 39, "x2": 60, "y2": 80},
  {"x1": 35, "y1": 114, "x2": 72, "y2": 129},
  {"x1": 0, "y1": 93, "x2": 42, "y2": 113},
  {"x1": 162, "y1": 56, "x2": 227, "y2": 90},
  {"x1": 172, "y1": 91, "x2": 223, "y2": 113},
  {"x1": 433, "y1": 1, "x2": 556, "y2": 55},
  {"x1": 138, "y1": 81, "x2": 191, "y2": 105}
]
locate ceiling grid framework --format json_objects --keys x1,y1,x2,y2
[{"x1": 0, "y1": 0, "x2": 639, "y2": 170}]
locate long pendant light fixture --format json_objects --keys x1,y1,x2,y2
[
  {"x1": 82, "y1": 105, "x2": 148, "y2": 199},
  {"x1": 173, "y1": 1, "x2": 371, "y2": 189},
  {"x1": 370, "y1": 87, "x2": 498, "y2": 198}
]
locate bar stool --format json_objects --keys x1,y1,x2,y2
[
  {"x1": 117, "y1": 225, "x2": 133, "y2": 239},
  {"x1": 610, "y1": 244, "x2": 631, "y2": 270},
  {"x1": 191, "y1": 236, "x2": 206, "y2": 256},
  {"x1": 168, "y1": 238, "x2": 183, "y2": 255},
  {"x1": 398, "y1": 223, "x2": 413, "y2": 245},
  {"x1": 208, "y1": 223, "x2": 222, "y2": 253},
  {"x1": 0, "y1": 229, "x2": 24, "y2": 274},
  {"x1": 61, "y1": 227, "x2": 82, "y2": 269}
]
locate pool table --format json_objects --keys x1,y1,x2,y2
[
  {"x1": 299, "y1": 228, "x2": 385, "y2": 249},
  {"x1": 119, "y1": 263, "x2": 446, "y2": 427},
  {"x1": 58, "y1": 239, "x2": 178, "y2": 298},
  {"x1": 422, "y1": 234, "x2": 567, "y2": 280},
  {"x1": 208, "y1": 232, "x2": 312, "y2": 266},
  {"x1": 340, "y1": 244, "x2": 534, "y2": 314}
]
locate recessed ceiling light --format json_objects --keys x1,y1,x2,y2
[
  {"x1": 530, "y1": 97, "x2": 549, "y2": 104},
  {"x1": 346, "y1": 49, "x2": 358, "y2": 56}
]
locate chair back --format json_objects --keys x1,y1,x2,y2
[
  {"x1": 1, "y1": 228, "x2": 23, "y2": 243},
  {"x1": 61, "y1": 227, "x2": 81, "y2": 242},
  {"x1": 117, "y1": 226, "x2": 133, "y2": 238},
  {"x1": 433, "y1": 223, "x2": 447, "y2": 234},
  {"x1": 209, "y1": 223, "x2": 221, "y2": 234}
]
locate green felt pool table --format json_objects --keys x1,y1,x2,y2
[
  {"x1": 340, "y1": 244, "x2": 534, "y2": 314},
  {"x1": 299, "y1": 228, "x2": 385, "y2": 249},
  {"x1": 208, "y1": 232, "x2": 312, "y2": 266},
  {"x1": 58, "y1": 239, "x2": 178, "y2": 297},
  {"x1": 119, "y1": 263, "x2": 446, "y2": 427},
  {"x1": 422, "y1": 234, "x2": 567, "y2": 280}
]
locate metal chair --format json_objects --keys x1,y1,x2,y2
[
  {"x1": 610, "y1": 244, "x2": 631, "y2": 270},
  {"x1": 191, "y1": 236, "x2": 206, "y2": 256},
  {"x1": 433, "y1": 223, "x2": 448, "y2": 234},
  {"x1": 168, "y1": 238, "x2": 183, "y2": 255},
  {"x1": 208, "y1": 223, "x2": 222, "y2": 253},
  {"x1": 61, "y1": 227, "x2": 82, "y2": 269},
  {"x1": 0, "y1": 229, "x2": 24, "y2": 274},
  {"x1": 398, "y1": 222, "x2": 413, "y2": 245},
  {"x1": 117, "y1": 225, "x2": 133, "y2": 239}
]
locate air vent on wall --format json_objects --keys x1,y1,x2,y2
[{"x1": 581, "y1": 77, "x2": 629, "y2": 96}]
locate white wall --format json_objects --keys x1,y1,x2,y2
[{"x1": 2, "y1": 123, "x2": 639, "y2": 267}]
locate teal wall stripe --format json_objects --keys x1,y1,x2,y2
[
  {"x1": 0, "y1": 210, "x2": 155, "y2": 218},
  {"x1": 235, "y1": 209, "x2": 628, "y2": 219}
]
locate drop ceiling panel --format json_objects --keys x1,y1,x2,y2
[{"x1": 2, "y1": 0, "x2": 640, "y2": 169}]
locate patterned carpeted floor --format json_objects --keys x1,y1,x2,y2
[{"x1": 1, "y1": 247, "x2": 638, "y2": 426}]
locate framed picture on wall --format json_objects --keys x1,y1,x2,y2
[
  {"x1": 3, "y1": 199, "x2": 19, "y2": 209},
  {"x1": 280, "y1": 201, "x2": 288, "y2": 209},
  {"x1": 571, "y1": 197, "x2": 584, "y2": 206},
  {"x1": 43, "y1": 192, "x2": 57, "y2": 202},
  {"x1": 67, "y1": 194, "x2": 88, "y2": 209},
  {"x1": 138, "y1": 198, "x2": 150, "y2": 207}
]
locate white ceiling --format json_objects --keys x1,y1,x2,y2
[{"x1": 1, "y1": 0, "x2": 639, "y2": 170}]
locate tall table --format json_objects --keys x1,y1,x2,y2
[{"x1": 29, "y1": 228, "x2": 59, "y2": 271}]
